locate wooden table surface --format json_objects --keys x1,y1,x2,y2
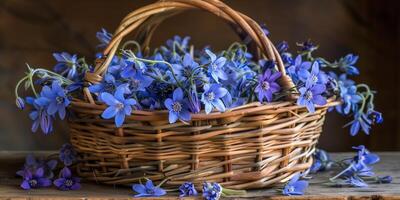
[{"x1": 0, "y1": 151, "x2": 399, "y2": 200}]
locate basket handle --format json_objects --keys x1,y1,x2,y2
[{"x1": 84, "y1": 0, "x2": 295, "y2": 91}]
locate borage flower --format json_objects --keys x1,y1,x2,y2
[
  {"x1": 16, "y1": 154, "x2": 57, "y2": 179},
  {"x1": 179, "y1": 182, "x2": 198, "y2": 197},
  {"x1": 132, "y1": 180, "x2": 166, "y2": 197},
  {"x1": 20, "y1": 168, "x2": 52, "y2": 190},
  {"x1": 16, "y1": 97, "x2": 25, "y2": 110},
  {"x1": 338, "y1": 54, "x2": 359, "y2": 75},
  {"x1": 255, "y1": 68, "x2": 281, "y2": 102},
  {"x1": 282, "y1": 174, "x2": 309, "y2": 196},
  {"x1": 96, "y1": 28, "x2": 112, "y2": 48},
  {"x1": 201, "y1": 84, "x2": 228, "y2": 114},
  {"x1": 100, "y1": 86, "x2": 137, "y2": 127},
  {"x1": 59, "y1": 143, "x2": 77, "y2": 166},
  {"x1": 346, "y1": 112, "x2": 371, "y2": 136},
  {"x1": 164, "y1": 88, "x2": 191, "y2": 123},
  {"x1": 287, "y1": 55, "x2": 311, "y2": 82},
  {"x1": 297, "y1": 84, "x2": 327, "y2": 113},
  {"x1": 53, "y1": 167, "x2": 81, "y2": 191},
  {"x1": 367, "y1": 109, "x2": 383, "y2": 124},
  {"x1": 41, "y1": 81, "x2": 70, "y2": 119}
]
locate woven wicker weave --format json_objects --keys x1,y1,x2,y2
[{"x1": 69, "y1": 0, "x2": 339, "y2": 189}]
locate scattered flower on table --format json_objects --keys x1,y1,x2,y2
[
  {"x1": 132, "y1": 179, "x2": 166, "y2": 197},
  {"x1": 54, "y1": 167, "x2": 81, "y2": 191},
  {"x1": 282, "y1": 173, "x2": 309, "y2": 196},
  {"x1": 20, "y1": 168, "x2": 52, "y2": 190},
  {"x1": 202, "y1": 182, "x2": 222, "y2": 200},
  {"x1": 59, "y1": 143, "x2": 77, "y2": 166},
  {"x1": 16, "y1": 154, "x2": 57, "y2": 179},
  {"x1": 179, "y1": 182, "x2": 198, "y2": 197},
  {"x1": 310, "y1": 149, "x2": 333, "y2": 173}
]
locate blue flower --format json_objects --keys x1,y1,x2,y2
[
  {"x1": 16, "y1": 97, "x2": 25, "y2": 110},
  {"x1": 179, "y1": 182, "x2": 198, "y2": 197},
  {"x1": 164, "y1": 88, "x2": 191, "y2": 123},
  {"x1": 202, "y1": 182, "x2": 222, "y2": 200},
  {"x1": 282, "y1": 174, "x2": 308, "y2": 196},
  {"x1": 59, "y1": 143, "x2": 77, "y2": 166},
  {"x1": 26, "y1": 96, "x2": 53, "y2": 134},
  {"x1": 352, "y1": 145, "x2": 380, "y2": 166},
  {"x1": 132, "y1": 180, "x2": 166, "y2": 197},
  {"x1": 127, "y1": 72, "x2": 153, "y2": 92},
  {"x1": 344, "y1": 176, "x2": 368, "y2": 187},
  {"x1": 172, "y1": 53, "x2": 200, "y2": 81},
  {"x1": 53, "y1": 52, "x2": 79, "y2": 80},
  {"x1": 255, "y1": 69, "x2": 281, "y2": 102},
  {"x1": 41, "y1": 81, "x2": 70, "y2": 119},
  {"x1": 376, "y1": 176, "x2": 392, "y2": 184},
  {"x1": 297, "y1": 84, "x2": 327, "y2": 113},
  {"x1": 302, "y1": 61, "x2": 328, "y2": 86},
  {"x1": 166, "y1": 35, "x2": 191, "y2": 51},
  {"x1": 100, "y1": 86, "x2": 137, "y2": 127},
  {"x1": 96, "y1": 28, "x2": 112, "y2": 48},
  {"x1": 367, "y1": 109, "x2": 383, "y2": 124},
  {"x1": 310, "y1": 149, "x2": 333, "y2": 173},
  {"x1": 347, "y1": 112, "x2": 372, "y2": 136},
  {"x1": 337, "y1": 85, "x2": 362, "y2": 115},
  {"x1": 188, "y1": 87, "x2": 201, "y2": 113},
  {"x1": 201, "y1": 84, "x2": 228, "y2": 114},
  {"x1": 89, "y1": 74, "x2": 119, "y2": 94},
  {"x1": 338, "y1": 54, "x2": 359, "y2": 75},
  {"x1": 53, "y1": 167, "x2": 81, "y2": 191},
  {"x1": 205, "y1": 49, "x2": 228, "y2": 83},
  {"x1": 287, "y1": 55, "x2": 311, "y2": 82},
  {"x1": 20, "y1": 168, "x2": 52, "y2": 190}
]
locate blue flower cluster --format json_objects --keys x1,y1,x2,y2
[
  {"x1": 15, "y1": 28, "x2": 382, "y2": 136},
  {"x1": 328, "y1": 145, "x2": 392, "y2": 187},
  {"x1": 16, "y1": 143, "x2": 80, "y2": 191}
]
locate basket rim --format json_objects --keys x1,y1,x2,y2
[{"x1": 70, "y1": 97, "x2": 341, "y2": 120}]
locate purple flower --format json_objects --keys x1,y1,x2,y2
[
  {"x1": 41, "y1": 81, "x2": 70, "y2": 119},
  {"x1": 179, "y1": 182, "x2": 198, "y2": 197},
  {"x1": 132, "y1": 180, "x2": 166, "y2": 197},
  {"x1": 54, "y1": 167, "x2": 81, "y2": 191},
  {"x1": 188, "y1": 88, "x2": 201, "y2": 113},
  {"x1": 26, "y1": 96, "x2": 53, "y2": 134},
  {"x1": 297, "y1": 39, "x2": 318, "y2": 52},
  {"x1": 255, "y1": 69, "x2": 281, "y2": 102},
  {"x1": 287, "y1": 55, "x2": 311, "y2": 82},
  {"x1": 201, "y1": 84, "x2": 228, "y2": 114},
  {"x1": 202, "y1": 182, "x2": 222, "y2": 200},
  {"x1": 282, "y1": 174, "x2": 308, "y2": 196},
  {"x1": 100, "y1": 86, "x2": 137, "y2": 127},
  {"x1": 20, "y1": 168, "x2": 52, "y2": 190},
  {"x1": 205, "y1": 49, "x2": 228, "y2": 83},
  {"x1": 59, "y1": 143, "x2": 77, "y2": 166},
  {"x1": 96, "y1": 28, "x2": 112, "y2": 48},
  {"x1": 297, "y1": 84, "x2": 327, "y2": 113},
  {"x1": 164, "y1": 88, "x2": 191, "y2": 123},
  {"x1": 16, "y1": 154, "x2": 57, "y2": 179},
  {"x1": 53, "y1": 52, "x2": 78, "y2": 80}
]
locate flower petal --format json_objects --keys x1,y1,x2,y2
[
  {"x1": 132, "y1": 184, "x2": 146, "y2": 194},
  {"x1": 100, "y1": 92, "x2": 119, "y2": 106},
  {"x1": 173, "y1": 88, "x2": 184, "y2": 101},
  {"x1": 168, "y1": 111, "x2": 178, "y2": 123},
  {"x1": 212, "y1": 99, "x2": 226, "y2": 112},
  {"x1": 101, "y1": 106, "x2": 118, "y2": 119},
  {"x1": 115, "y1": 112, "x2": 125, "y2": 127}
]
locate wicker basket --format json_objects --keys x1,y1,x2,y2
[{"x1": 69, "y1": 0, "x2": 339, "y2": 189}]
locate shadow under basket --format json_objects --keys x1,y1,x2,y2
[{"x1": 67, "y1": 0, "x2": 339, "y2": 190}]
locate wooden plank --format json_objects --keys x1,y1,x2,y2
[{"x1": 0, "y1": 152, "x2": 399, "y2": 199}]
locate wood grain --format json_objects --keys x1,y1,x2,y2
[{"x1": 0, "y1": 152, "x2": 399, "y2": 199}]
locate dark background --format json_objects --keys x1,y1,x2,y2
[{"x1": 0, "y1": 0, "x2": 399, "y2": 151}]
